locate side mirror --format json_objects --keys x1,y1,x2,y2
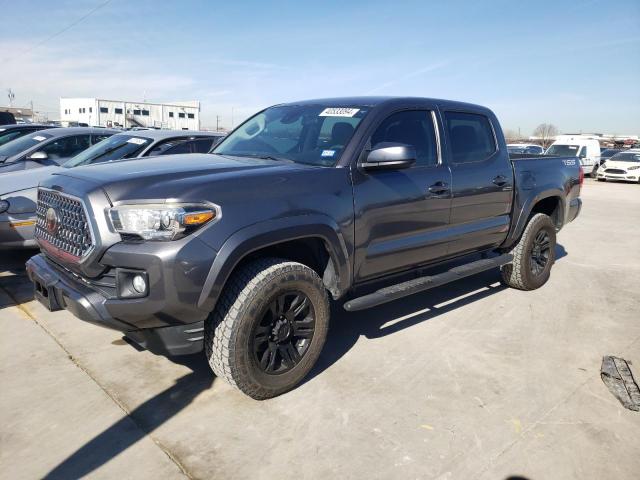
[
  {"x1": 361, "y1": 143, "x2": 416, "y2": 171},
  {"x1": 28, "y1": 151, "x2": 48, "y2": 161}
]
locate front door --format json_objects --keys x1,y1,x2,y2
[{"x1": 352, "y1": 109, "x2": 452, "y2": 282}]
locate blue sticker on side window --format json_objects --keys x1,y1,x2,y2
[{"x1": 321, "y1": 150, "x2": 335, "y2": 157}]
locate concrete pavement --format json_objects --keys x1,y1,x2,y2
[{"x1": 1, "y1": 179, "x2": 639, "y2": 479}]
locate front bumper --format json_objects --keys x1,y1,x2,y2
[
  {"x1": 597, "y1": 171, "x2": 640, "y2": 182},
  {"x1": 26, "y1": 250, "x2": 213, "y2": 355}
]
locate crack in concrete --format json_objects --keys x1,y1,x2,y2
[{"x1": 0, "y1": 284, "x2": 194, "y2": 480}]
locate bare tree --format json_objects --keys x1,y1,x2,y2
[{"x1": 533, "y1": 123, "x2": 559, "y2": 148}]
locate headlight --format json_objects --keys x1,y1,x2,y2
[
  {"x1": 0, "y1": 199, "x2": 9, "y2": 214},
  {"x1": 108, "y1": 203, "x2": 219, "y2": 241},
  {"x1": 600, "y1": 163, "x2": 607, "y2": 169},
  {"x1": 627, "y1": 165, "x2": 640, "y2": 170}
]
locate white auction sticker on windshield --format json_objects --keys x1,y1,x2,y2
[
  {"x1": 32, "y1": 135, "x2": 46, "y2": 141},
  {"x1": 127, "y1": 137, "x2": 146, "y2": 145},
  {"x1": 319, "y1": 108, "x2": 360, "y2": 117}
]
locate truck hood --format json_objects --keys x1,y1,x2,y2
[
  {"x1": 48, "y1": 153, "x2": 309, "y2": 203},
  {"x1": 0, "y1": 165, "x2": 62, "y2": 195},
  {"x1": 602, "y1": 160, "x2": 640, "y2": 170}
]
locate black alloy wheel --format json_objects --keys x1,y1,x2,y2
[
  {"x1": 252, "y1": 292, "x2": 315, "y2": 374},
  {"x1": 530, "y1": 230, "x2": 551, "y2": 277}
]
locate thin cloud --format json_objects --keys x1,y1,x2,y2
[{"x1": 365, "y1": 61, "x2": 451, "y2": 95}]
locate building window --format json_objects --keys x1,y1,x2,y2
[
  {"x1": 169, "y1": 112, "x2": 174, "y2": 118},
  {"x1": 115, "y1": 108, "x2": 123, "y2": 114},
  {"x1": 133, "y1": 109, "x2": 141, "y2": 115},
  {"x1": 187, "y1": 113, "x2": 194, "y2": 119},
  {"x1": 178, "y1": 113, "x2": 185, "y2": 118},
  {"x1": 141, "y1": 109, "x2": 149, "y2": 116},
  {"x1": 100, "y1": 107, "x2": 108, "y2": 113}
]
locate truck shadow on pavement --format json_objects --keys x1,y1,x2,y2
[
  {"x1": 306, "y1": 244, "x2": 567, "y2": 384},
  {"x1": 43, "y1": 354, "x2": 214, "y2": 480}
]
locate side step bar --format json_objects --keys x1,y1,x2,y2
[{"x1": 343, "y1": 253, "x2": 513, "y2": 312}]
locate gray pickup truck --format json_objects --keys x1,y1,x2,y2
[{"x1": 25, "y1": 97, "x2": 582, "y2": 399}]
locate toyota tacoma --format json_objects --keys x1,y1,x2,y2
[{"x1": 25, "y1": 97, "x2": 583, "y2": 399}]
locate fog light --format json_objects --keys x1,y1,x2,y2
[{"x1": 132, "y1": 274, "x2": 147, "y2": 294}]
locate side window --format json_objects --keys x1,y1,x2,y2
[
  {"x1": 92, "y1": 134, "x2": 111, "y2": 144},
  {"x1": 41, "y1": 135, "x2": 91, "y2": 159},
  {"x1": 444, "y1": 111, "x2": 496, "y2": 164},
  {"x1": 370, "y1": 110, "x2": 438, "y2": 167},
  {"x1": 161, "y1": 141, "x2": 191, "y2": 155},
  {"x1": 189, "y1": 138, "x2": 215, "y2": 153},
  {"x1": 578, "y1": 146, "x2": 587, "y2": 158}
]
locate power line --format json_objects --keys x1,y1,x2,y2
[{"x1": 2, "y1": 0, "x2": 113, "y2": 63}]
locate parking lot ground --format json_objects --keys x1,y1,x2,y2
[{"x1": 1, "y1": 179, "x2": 639, "y2": 480}]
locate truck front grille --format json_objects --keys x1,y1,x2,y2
[{"x1": 35, "y1": 189, "x2": 93, "y2": 258}]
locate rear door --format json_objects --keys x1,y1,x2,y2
[
  {"x1": 352, "y1": 108, "x2": 452, "y2": 282},
  {"x1": 443, "y1": 110, "x2": 513, "y2": 256}
]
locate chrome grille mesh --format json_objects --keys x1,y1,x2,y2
[{"x1": 35, "y1": 189, "x2": 93, "y2": 257}]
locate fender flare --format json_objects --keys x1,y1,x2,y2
[
  {"x1": 197, "y1": 214, "x2": 352, "y2": 310},
  {"x1": 504, "y1": 188, "x2": 566, "y2": 248}
]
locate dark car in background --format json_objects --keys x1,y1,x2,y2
[
  {"x1": 0, "y1": 124, "x2": 59, "y2": 147},
  {"x1": 597, "y1": 148, "x2": 623, "y2": 166},
  {"x1": 0, "y1": 112, "x2": 16, "y2": 125},
  {"x1": 0, "y1": 127, "x2": 118, "y2": 174}
]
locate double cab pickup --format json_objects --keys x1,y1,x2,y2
[{"x1": 26, "y1": 97, "x2": 582, "y2": 399}]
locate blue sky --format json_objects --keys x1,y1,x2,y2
[{"x1": 1, "y1": 0, "x2": 639, "y2": 134}]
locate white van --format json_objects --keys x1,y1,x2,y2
[{"x1": 546, "y1": 136, "x2": 601, "y2": 177}]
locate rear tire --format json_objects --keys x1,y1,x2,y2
[
  {"x1": 501, "y1": 213, "x2": 556, "y2": 290},
  {"x1": 205, "y1": 258, "x2": 330, "y2": 400}
]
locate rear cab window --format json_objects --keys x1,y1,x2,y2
[{"x1": 443, "y1": 111, "x2": 497, "y2": 164}]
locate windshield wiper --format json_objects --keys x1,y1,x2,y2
[{"x1": 219, "y1": 153, "x2": 293, "y2": 163}]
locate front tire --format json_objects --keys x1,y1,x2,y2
[
  {"x1": 205, "y1": 258, "x2": 330, "y2": 400},
  {"x1": 501, "y1": 213, "x2": 556, "y2": 290}
]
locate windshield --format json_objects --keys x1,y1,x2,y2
[
  {"x1": 0, "y1": 132, "x2": 53, "y2": 160},
  {"x1": 63, "y1": 135, "x2": 152, "y2": 168},
  {"x1": 546, "y1": 144, "x2": 580, "y2": 156},
  {"x1": 609, "y1": 152, "x2": 640, "y2": 162},
  {"x1": 0, "y1": 129, "x2": 31, "y2": 146},
  {"x1": 213, "y1": 104, "x2": 369, "y2": 166}
]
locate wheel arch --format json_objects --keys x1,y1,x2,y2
[
  {"x1": 503, "y1": 189, "x2": 566, "y2": 249},
  {"x1": 197, "y1": 215, "x2": 352, "y2": 311}
]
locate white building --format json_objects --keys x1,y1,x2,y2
[{"x1": 59, "y1": 98, "x2": 200, "y2": 129}]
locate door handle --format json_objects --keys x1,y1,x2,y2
[
  {"x1": 492, "y1": 175, "x2": 508, "y2": 186},
  {"x1": 428, "y1": 181, "x2": 449, "y2": 195}
]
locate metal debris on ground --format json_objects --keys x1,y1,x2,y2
[{"x1": 600, "y1": 356, "x2": 640, "y2": 411}]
